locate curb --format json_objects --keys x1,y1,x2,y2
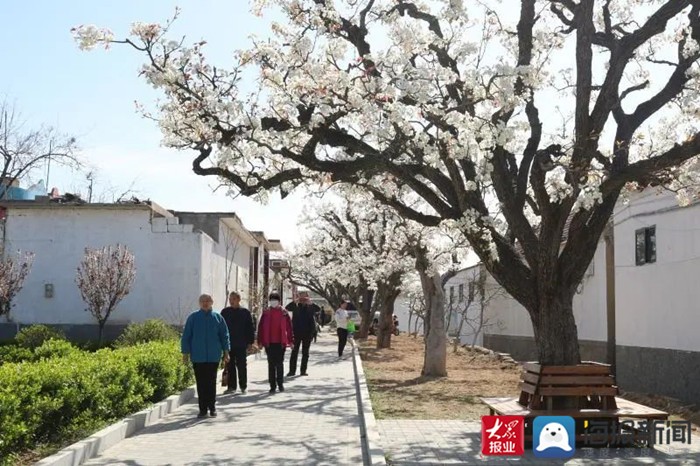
[
  {"x1": 35, "y1": 352, "x2": 259, "y2": 466},
  {"x1": 351, "y1": 339, "x2": 387, "y2": 466},
  {"x1": 34, "y1": 386, "x2": 196, "y2": 466}
]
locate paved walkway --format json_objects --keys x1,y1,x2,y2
[
  {"x1": 83, "y1": 334, "x2": 363, "y2": 466},
  {"x1": 379, "y1": 420, "x2": 700, "y2": 465}
]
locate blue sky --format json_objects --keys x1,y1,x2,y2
[{"x1": 0, "y1": 1, "x2": 307, "y2": 247}]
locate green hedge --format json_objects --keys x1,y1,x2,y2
[
  {"x1": 0, "y1": 341, "x2": 193, "y2": 461},
  {"x1": 0, "y1": 340, "x2": 80, "y2": 365},
  {"x1": 15, "y1": 325, "x2": 66, "y2": 349},
  {"x1": 114, "y1": 319, "x2": 179, "y2": 348},
  {"x1": 0, "y1": 345, "x2": 33, "y2": 365}
]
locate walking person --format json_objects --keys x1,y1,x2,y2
[
  {"x1": 288, "y1": 291, "x2": 318, "y2": 376},
  {"x1": 335, "y1": 301, "x2": 349, "y2": 358},
  {"x1": 181, "y1": 294, "x2": 230, "y2": 418},
  {"x1": 221, "y1": 291, "x2": 255, "y2": 394},
  {"x1": 257, "y1": 292, "x2": 293, "y2": 393}
]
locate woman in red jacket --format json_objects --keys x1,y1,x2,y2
[{"x1": 257, "y1": 292, "x2": 294, "y2": 393}]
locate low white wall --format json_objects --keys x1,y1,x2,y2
[{"x1": 5, "y1": 206, "x2": 254, "y2": 328}]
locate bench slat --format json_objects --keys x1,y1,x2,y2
[
  {"x1": 538, "y1": 375, "x2": 615, "y2": 386},
  {"x1": 519, "y1": 381, "x2": 538, "y2": 395},
  {"x1": 540, "y1": 365, "x2": 611, "y2": 375},
  {"x1": 481, "y1": 396, "x2": 668, "y2": 420},
  {"x1": 522, "y1": 362, "x2": 541, "y2": 374},
  {"x1": 522, "y1": 372, "x2": 540, "y2": 385},
  {"x1": 538, "y1": 386, "x2": 618, "y2": 396}
]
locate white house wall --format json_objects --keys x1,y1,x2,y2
[
  {"x1": 4, "y1": 208, "x2": 202, "y2": 330},
  {"x1": 199, "y1": 223, "x2": 254, "y2": 310},
  {"x1": 614, "y1": 192, "x2": 700, "y2": 353},
  {"x1": 1, "y1": 207, "x2": 257, "y2": 341}
]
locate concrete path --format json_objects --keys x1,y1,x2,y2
[
  {"x1": 83, "y1": 334, "x2": 363, "y2": 466},
  {"x1": 379, "y1": 420, "x2": 700, "y2": 465}
]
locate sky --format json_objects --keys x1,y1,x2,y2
[{"x1": 0, "y1": 0, "x2": 309, "y2": 249}]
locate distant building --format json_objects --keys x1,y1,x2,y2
[{"x1": 0, "y1": 197, "x2": 288, "y2": 341}]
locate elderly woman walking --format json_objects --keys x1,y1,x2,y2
[{"x1": 181, "y1": 294, "x2": 230, "y2": 418}]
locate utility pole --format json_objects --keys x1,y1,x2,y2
[{"x1": 604, "y1": 221, "x2": 616, "y2": 376}]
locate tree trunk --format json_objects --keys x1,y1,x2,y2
[
  {"x1": 97, "y1": 321, "x2": 105, "y2": 348},
  {"x1": 408, "y1": 311, "x2": 413, "y2": 337},
  {"x1": 376, "y1": 289, "x2": 399, "y2": 349},
  {"x1": 454, "y1": 313, "x2": 466, "y2": 353},
  {"x1": 357, "y1": 288, "x2": 374, "y2": 339},
  {"x1": 419, "y1": 271, "x2": 448, "y2": 377},
  {"x1": 414, "y1": 245, "x2": 447, "y2": 377},
  {"x1": 530, "y1": 292, "x2": 581, "y2": 365},
  {"x1": 376, "y1": 275, "x2": 401, "y2": 349},
  {"x1": 444, "y1": 302, "x2": 454, "y2": 335}
]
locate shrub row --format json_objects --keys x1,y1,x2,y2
[
  {"x1": 0, "y1": 339, "x2": 78, "y2": 365},
  {"x1": 14, "y1": 325, "x2": 66, "y2": 349},
  {"x1": 0, "y1": 341, "x2": 193, "y2": 461},
  {"x1": 114, "y1": 319, "x2": 180, "y2": 348}
]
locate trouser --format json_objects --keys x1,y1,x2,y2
[
  {"x1": 337, "y1": 328, "x2": 348, "y2": 357},
  {"x1": 289, "y1": 335, "x2": 312, "y2": 375},
  {"x1": 265, "y1": 344, "x2": 285, "y2": 389},
  {"x1": 193, "y1": 362, "x2": 219, "y2": 413},
  {"x1": 227, "y1": 346, "x2": 248, "y2": 391}
]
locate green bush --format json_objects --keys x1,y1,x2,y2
[
  {"x1": 114, "y1": 319, "x2": 179, "y2": 348},
  {"x1": 14, "y1": 325, "x2": 66, "y2": 349},
  {"x1": 33, "y1": 339, "x2": 79, "y2": 360},
  {"x1": 0, "y1": 341, "x2": 193, "y2": 460},
  {"x1": 0, "y1": 345, "x2": 33, "y2": 364}
]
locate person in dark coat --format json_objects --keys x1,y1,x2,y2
[
  {"x1": 287, "y1": 291, "x2": 318, "y2": 376},
  {"x1": 220, "y1": 291, "x2": 255, "y2": 394}
]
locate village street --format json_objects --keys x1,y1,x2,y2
[{"x1": 80, "y1": 336, "x2": 363, "y2": 466}]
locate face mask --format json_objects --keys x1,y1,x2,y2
[{"x1": 269, "y1": 300, "x2": 280, "y2": 307}]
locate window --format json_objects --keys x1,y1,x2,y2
[
  {"x1": 635, "y1": 226, "x2": 656, "y2": 266},
  {"x1": 458, "y1": 284, "x2": 464, "y2": 302},
  {"x1": 449, "y1": 286, "x2": 455, "y2": 305}
]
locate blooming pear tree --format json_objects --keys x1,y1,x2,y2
[
  {"x1": 75, "y1": 1, "x2": 700, "y2": 365},
  {"x1": 0, "y1": 250, "x2": 34, "y2": 318},
  {"x1": 76, "y1": 244, "x2": 136, "y2": 346},
  {"x1": 289, "y1": 236, "x2": 369, "y2": 323},
  {"x1": 292, "y1": 193, "x2": 414, "y2": 347}
]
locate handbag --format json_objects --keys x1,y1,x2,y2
[{"x1": 221, "y1": 366, "x2": 229, "y2": 387}]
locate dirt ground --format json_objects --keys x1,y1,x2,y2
[
  {"x1": 359, "y1": 334, "x2": 521, "y2": 420},
  {"x1": 359, "y1": 334, "x2": 700, "y2": 431}
]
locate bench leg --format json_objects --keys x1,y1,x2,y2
[{"x1": 489, "y1": 408, "x2": 495, "y2": 416}]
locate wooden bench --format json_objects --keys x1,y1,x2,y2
[{"x1": 482, "y1": 361, "x2": 668, "y2": 445}]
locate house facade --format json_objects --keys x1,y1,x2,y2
[
  {"x1": 0, "y1": 197, "x2": 285, "y2": 341},
  {"x1": 467, "y1": 189, "x2": 700, "y2": 404}
]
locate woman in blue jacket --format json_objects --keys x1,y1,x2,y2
[{"x1": 181, "y1": 294, "x2": 230, "y2": 418}]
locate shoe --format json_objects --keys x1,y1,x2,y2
[
  {"x1": 286, "y1": 372, "x2": 295, "y2": 377},
  {"x1": 279, "y1": 385, "x2": 285, "y2": 392},
  {"x1": 300, "y1": 373, "x2": 308, "y2": 376},
  {"x1": 269, "y1": 388, "x2": 276, "y2": 394},
  {"x1": 241, "y1": 388, "x2": 247, "y2": 394},
  {"x1": 197, "y1": 411, "x2": 207, "y2": 418},
  {"x1": 209, "y1": 410, "x2": 217, "y2": 417},
  {"x1": 224, "y1": 388, "x2": 235, "y2": 394}
]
